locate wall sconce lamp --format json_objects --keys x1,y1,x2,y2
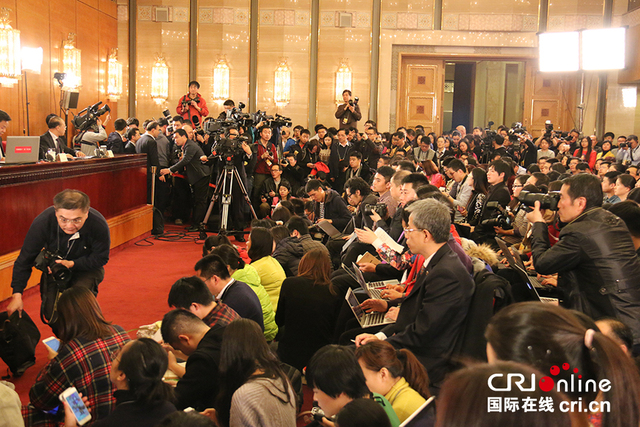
[
  {"x1": 213, "y1": 56, "x2": 230, "y2": 102},
  {"x1": 0, "y1": 8, "x2": 21, "y2": 88},
  {"x1": 107, "y1": 48, "x2": 123, "y2": 100},
  {"x1": 151, "y1": 55, "x2": 169, "y2": 105},
  {"x1": 274, "y1": 58, "x2": 291, "y2": 108},
  {"x1": 335, "y1": 59, "x2": 352, "y2": 105},
  {"x1": 62, "y1": 33, "x2": 81, "y2": 89}
]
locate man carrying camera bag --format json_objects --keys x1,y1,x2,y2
[{"x1": 7, "y1": 189, "x2": 110, "y2": 326}]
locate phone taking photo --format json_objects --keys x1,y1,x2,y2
[
  {"x1": 43, "y1": 337, "x2": 60, "y2": 353},
  {"x1": 59, "y1": 387, "x2": 91, "y2": 425}
]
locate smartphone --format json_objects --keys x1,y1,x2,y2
[
  {"x1": 43, "y1": 337, "x2": 60, "y2": 353},
  {"x1": 59, "y1": 387, "x2": 91, "y2": 425}
]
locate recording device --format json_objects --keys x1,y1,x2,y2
[
  {"x1": 544, "y1": 120, "x2": 554, "y2": 138},
  {"x1": 364, "y1": 203, "x2": 388, "y2": 218},
  {"x1": 210, "y1": 136, "x2": 250, "y2": 165},
  {"x1": 181, "y1": 95, "x2": 200, "y2": 109},
  {"x1": 481, "y1": 121, "x2": 497, "y2": 154},
  {"x1": 162, "y1": 109, "x2": 175, "y2": 134},
  {"x1": 191, "y1": 116, "x2": 205, "y2": 137},
  {"x1": 620, "y1": 142, "x2": 629, "y2": 148},
  {"x1": 72, "y1": 101, "x2": 110, "y2": 132},
  {"x1": 481, "y1": 201, "x2": 512, "y2": 229},
  {"x1": 518, "y1": 190, "x2": 561, "y2": 211},
  {"x1": 253, "y1": 110, "x2": 292, "y2": 128},
  {"x1": 348, "y1": 97, "x2": 359, "y2": 106},
  {"x1": 34, "y1": 249, "x2": 72, "y2": 284},
  {"x1": 311, "y1": 406, "x2": 328, "y2": 423},
  {"x1": 508, "y1": 122, "x2": 527, "y2": 149},
  {"x1": 59, "y1": 387, "x2": 91, "y2": 426}
]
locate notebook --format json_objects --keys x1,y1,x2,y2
[
  {"x1": 4, "y1": 136, "x2": 40, "y2": 164},
  {"x1": 345, "y1": 288, "x2": 394, "y2": 328},
  {"x1": 495, "y1": 237, "x2": 558, "y2": 305}
]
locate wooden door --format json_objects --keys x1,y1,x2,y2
[
  {"x1": 397, "y1": 56, "x2": 444, "y2": 134},
  {"x1": 523, "y1": 61, "x2": 577, "y2": 135}
]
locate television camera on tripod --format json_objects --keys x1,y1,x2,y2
[{"x1": 199, "y1": 105, "x2": 258, "y2": 240}]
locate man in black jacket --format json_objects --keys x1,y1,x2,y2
[
  {"x1": 305, "y1": 179, "x2": 352, "y2": 232},
  {"x1": 160, "y1": 129, "x2": 211, "y2": 231},
  {"x1": 39, "y1": 116, "x2": 83, "y2": 160},
  {"x1": 161, "y1": 309, "x2": 225, "y2": 411},
  {"x1": 355, "y1": 198, "x2": 475, "y2": 387},
  {"x1": 106, "y1": 118, "x2": 128, "y2": 153},
  {"x1": 471, "y1": 159, "x2": 511, "y2": 245},
  {"x1": 7, "y1": 190, "x2": 110, "y2": 319},
  {"x1": 527, "y1": 173, "x2": 640, "y2": 352}
]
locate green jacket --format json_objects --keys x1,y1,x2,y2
[{"x1": 233, "y1": 265, "x2": 278, "y2": 341}]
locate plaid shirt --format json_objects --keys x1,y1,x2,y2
[
  {"x1": 23, "y1": 326, "x2": 130, "y2": 426},
  {"x1": 202, "y1": 302, "x2": 241, "y2": 329}
]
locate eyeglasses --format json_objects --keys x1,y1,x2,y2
[
  {"x1": 57, "y1": 216, "x2": 84, "y2": 224},
  {"x1": 512, "y1": 184, "x2": 524, "y2": 188},
  {"x1": 403, "y1": 227, "x2": 424, "y2": 233}
]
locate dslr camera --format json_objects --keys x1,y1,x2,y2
[
  {"x1": 518, "y1": 190, "x2": 561, "y2": 211},
  {"x1": 34, "y1": 249, "x2": 72, "y2": 285},
  {"x1": 72, "y1": 101, "x2": 110, "y2": 132},
  {"x1": 364, "y1": 203, "x2": 388, "y2": 218},
  {"x1": 348, "y1": 97, "x2": 359, "y2": 106},
  {"x1": 481, "y1": 201, "x2": 512, "y2": 229},
  {"x1": 162, "y1": 109, "x2": 175, "y2": 134}
]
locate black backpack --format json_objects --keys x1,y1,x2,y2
[{"x1": 0, "y1": 310, "x2": 40, "y2": 377}]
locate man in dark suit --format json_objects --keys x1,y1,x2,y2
[
  {"x1": 160, "y1": 128, "x2": 211, "y2": 231},
  {"x1": 356, "y1": 198, "x2": 475, "y2": 388},
  {"x1": 136, "y1": 121, "x2": 161, "y2": 204},
  {"x1": 39, "y1": 116, "x2": 82, "y2": 160},
  {"x1": 106, "y1": 118, "x2": 128, "y2": 153}
]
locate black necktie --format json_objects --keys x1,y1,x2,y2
[{"x1": 55, "y1": 137, "x2": 62, "y2": 154}]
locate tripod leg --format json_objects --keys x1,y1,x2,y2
[
  {"x1": 201, "y1": 168, "x2": 225, "y2": 228},
  {"x1": 219, "y1": 168, "x2": 234, "y2": 233},
  {"x1": 232, "y1": 168, "x2": 258, "y2": 220}
]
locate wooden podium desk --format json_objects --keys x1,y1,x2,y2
[{"x1": 0, "y1": 155, "x2": 152, "y2": 301}]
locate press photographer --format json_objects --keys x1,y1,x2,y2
[
  {"x1": 176, "y1": 80, "x2": 209, "y2": 127},
  {"x1": 7, "y1": 190, "x2": 110, "y2": 327},
  {"x1": 335, "y1": 89, "x2": 362, "y2": 130}
]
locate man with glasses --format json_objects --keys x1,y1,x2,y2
[
  {"x1": 7, "y1": 190, "x2": 110, "y2": 320},
  {"x1": 355, "y1": 199, "x2": 475, "y2": 389}
]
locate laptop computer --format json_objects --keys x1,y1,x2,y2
[
  {"x1": 316, "y1": 219, "x2": 342, "y2": 238},
  {"x1": 3, "y1": 136, "x2": 40, "y2": 164},
  {"x1": 345, "y1": 288, "x2": 394, "y2": 328},
  {"x1": 495, "y1": 238, "x2": 558, "y2": 305},
  {"x1": 341, "y1": 263, "x2": 399, "y2": 300},
  {"x1": 495, "y1": 237, "x2": 544, "y2": 288}
]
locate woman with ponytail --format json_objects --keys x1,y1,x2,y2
[
  {"x1": 66, "y1": 338, "x2": 176, "y2": 427},
  {"x1": 485, "y1": 302, "x2": 640, "y2": 427},
  {"x1": 355, "y1": 341, "x2": 430, "y2": 422}
]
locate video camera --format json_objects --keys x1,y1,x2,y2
[
  {"x1": 253, "y1": 110, "x2": 292, "y2": 128},
  {"x1": 518, "y1": 190, "x2": 561, "y2": 211},
  {"x1": 72, "y1": 101, "x2": 110, "y2": 132},
  {"x1": 508, "y1": 122, "x2": 527, "y2": 149}
]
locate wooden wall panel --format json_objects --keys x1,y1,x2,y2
[{"x1": 0, "y1": 0, "x2": 118, "y2": 139}]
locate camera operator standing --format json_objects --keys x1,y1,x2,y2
[
  {"x1": 177, "y1": 81, "x2": 209, "y2": 127},
  {"x1": 160, "y1": 129, "x2": 211, "y2": 231},
  {"x1": 335, "y1": 90, "x2": 362, "y2": 130},
  {"x1": 7, "y1": 190, "x2": 110, "y2": 323}
]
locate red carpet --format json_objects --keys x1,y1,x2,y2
[{"x1": 0, "y1": 225, "x2": 230, "y2": 404}]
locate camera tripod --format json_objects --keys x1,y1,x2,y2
[{"x1": 200, "y1": 163, "x2": 256, "y2": 239}]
